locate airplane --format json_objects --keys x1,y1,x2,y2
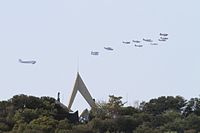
[
  {"x1": 91, "y1": 51, "x2": 99, "y2": 55},
  {"x1": 143, "y1": 38, "x2": 153, "y2": 42},
  {"x1": 158, "y1": 39, "x2": 166, "y2": 41},
  {"x1": 132, "y1": 40, "x2": 141, "y2": 43},
  {"x1": 19, "y1": 59, "x2": 36, "y2": 64},
  {"x1": 104, "y1": 47, "x2": 114, "y2": 51},
  {"x1": 122, "y1": 41, "x2": 131, "y2": 44},
  {"x1": 150, "y1": 43, "x2": 158, "y2": 45},
  {"x1": 160, "y1": 33, "x2": 168, "y2": 36},
  {"x1": 160, "y1": 37, "x2": 168, "y2": 40},
  {"x1": 134, "y1": 44, "x2": 143, "y2": 47}
]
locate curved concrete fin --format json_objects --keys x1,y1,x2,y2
[{"x1": 68, "y1": 73, "x2": 96, "y2": 110}]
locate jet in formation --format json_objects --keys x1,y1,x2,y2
[
  {"x1": 91, "y1": 51, "x2": 99, "y2": 55},
  {"x1": 143, "y1": 38, "x2": 153, "y2": 42},
  {"x1": 160, "y1": 33, "x2": 168, "y2": 36},
  {"x1": 104, "y1": 47, "x2": 114, "y2": 51},
  {"x1": 158, "y1": 38, "x2": 167, "y2": 41},
  {"x1": 150, "y1": 43, "x2": 158, "y2": 45},
  {"x1": 132, "y1": 40, "x2": 141, "y2": 43},
  {"x1": 19, "y1": 59, "x2": 36, "y2": 64},
  {"x1": 160, "y1": 37, "x2": 168, "y2": 40},
  {"x1": 134, "y1": 44, "x2": 143, "y2": 47},
  {"x1": 122, "y1": 41, "x2": 131, "y2": 44}
]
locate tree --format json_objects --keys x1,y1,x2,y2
[
  {"x1": 14, "y1": 109, "x2": 39, "y2": 124},
  {"x1": 119, "y1": 106, "x2": 140, "y2": 116},
  {"x1": 26, "y1": 116, "x2": 58, "y2": 133},
  {"x1": 106, "y1": 95, "x2": 125, "y2": 118},
  {"x1": 89, "y1": 118, "x2": 109, "y2": 133},
  {"x1": 141, "y1": 96, "x2": 186, "y2": 115},
  {"x1": 183, "y1": 97, "x2": 200, "y2": 117},
  {"x1": 134, "y1": 123, "x2": 161, "y2": 133},
  {"x1": 115, "y1": 116, "x2": 140, "y2": 133},
  {"x1": 184, "y1": 114, "x2": 200, "y2": 132},
  {"x1": 72, "y1": 124, "x2": 94, "y2": 133},
  {"x1": 90, "y1": 95, "x2": 125, "y2": 119},
  {"x1": 163, "y1": 118, "x2": 185, "y2": 133},
  {"x1": 55, "y1": 119, "x2": 72, "y2": 132}
]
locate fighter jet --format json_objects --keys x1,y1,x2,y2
[
  {"x1": 160, "y1": 33, "x2": 168, "y2": 36},
  {"x1": 160, "y1": 37, "x2": 168, "y2": 40},
  {"x1": 122, "y1": 41, "x2": 131, "y2": 44},
  {"x1": 104, "y1": 47, "x2": 114, "y2": 51},
  {"x1": 134, "y1": 44, "x2": 143, "y2": 47},
  {"x1": 143, "y1": 38, "x2": 153, "y2": 42},
  {"x1": 91, "y1": 51, "x2": 99, "y2": 55},
  {"x1": 158, "y1": 39, "x2": 166, "y2": 41},
  {"x1": 150, "y1": 43, "x2": 158, "y2": 45},
  {"x1": 19, "y1": 59, "x2": 36, "y2": 64},
  {"x1": 132, "y1": 40, "x2": 141, "y2": 43}
]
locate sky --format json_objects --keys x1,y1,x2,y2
[{"x1": 0, "y1": 0, "x2": 200, "y2": 112}]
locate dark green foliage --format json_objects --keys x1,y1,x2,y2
[
  {"x1": 10, "y1": 95, "x2": 43, "y2": 110},
  {"x1": 72, "y1": 124, "x2": 94, "y2": 133},
  {"x1": 14, "y1": 108, "x2": 39, "y2": 123},
  {"x1": 119, "y1": 106, "x2": 140, "y2": 116},
  {"x1": 163, "y1": 118, "x2": 185, "y2": 133},
  {"x1": 134, "y1": 123, "x2": 162, "y2": 133},
  {"x1": 141, "y1": 96, "x2": 186, "y2": 115},
  {"x1": 184, "y1": 114, "x2": 200, "y2": 132},
  {"x1": 26, "y1": 116, "x2": 58, "y2": 133},
  {"x1": 114, "y1": 116, "x2": 140, "y2": 133},
  {"x1": 1, "y1": 94, "x2": 200, "y2": 132}
]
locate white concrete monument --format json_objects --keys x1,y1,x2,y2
[{"x1": 68, "y1": 72, "x2": 96, "y2": 111}]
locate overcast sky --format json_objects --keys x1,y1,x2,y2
[{"x1": 0, "y1": 0, "x2": 200, "y2": 112}]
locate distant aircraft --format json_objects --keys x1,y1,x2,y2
[
  {"x1": 19, "y1": 59, "x2": 36, "y2": 64},
  {"x1": 132, "y1": 40, "x2": 141, "y2": 43},
  {"x1": 122, "y1": 41, "x2": 131, "y2": 44},
  {"x1": 160, "y1": 37, "x2": 168, "y2": 40},
  {"x1": 158, "y1": 39, "x2": 166, "y2": 41},
  {"x1": 160, "y1": 33, "x2": 168, "y2": 36},
  {"x1": 150, "y1": 43, "x2": 158, "y2": 45},
  {"x1": 134, "y1": 44, "x2": 143, "y2": 47},
  {"x1": 143, "y1": 38, "x2": 153, "y2": 42},
  {"x1": 104, "y1": 47, "x2": 114, "y2": 51},
  {"x1": 91, "y1": 51, "x2": 99, "y2": 55}
]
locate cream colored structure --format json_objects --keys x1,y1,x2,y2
[{"x1": 68, "y1": 72, "x2": 96, "y2": 111}]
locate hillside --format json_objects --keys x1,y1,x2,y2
[{"x1": 0, "y1": 94, "x2": 200, "y2": 133}]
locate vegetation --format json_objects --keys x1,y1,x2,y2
[{"x1": 1, "y1": 94, "x2": 200, "y2": 133}]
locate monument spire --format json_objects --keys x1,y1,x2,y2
[{"x1": 68, "y1": 73, "x2": 96, "y2": 111}]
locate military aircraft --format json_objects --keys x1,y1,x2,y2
[
  {"x1": 19, "y1": 59, "x2": 36, "y2": 64},
  {"x1": 132, "y1": 40, "x2": 141, "y2": 43},
  {"x1": 134, "y1": 44, "x2": 143, "y2": 47},
  {"x1": 104, "y1": 47, "x2": 114, "y2": 51},
  {"x1": 122, "y1": 41, "x2": 131, "y2": 44},
  {"x1": 91, "y1": 51, "x2": 99, "y2": 55},
  {"x1": 143, "y1": 38, "x2": 153, "y2": 42},
  {"x1": 150, "y1": 43, "x2": 158, "y2": 45},
  {"x1": 160, "y1": 37, "x2": 168, "y2": 40},
  {"x1": 158, "y1": 39, "x2": 166, "y2": 41},
  {"x1": 160, "y1": 33, "x2": 168, "y2": 36}
]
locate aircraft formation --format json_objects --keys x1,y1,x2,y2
[
  {"x1": 91, "y1": 33, "x2": 169, "y2": 56},
  {"x1": 123, "y1": 33, "x2": 169, "y2": 48},
  {"x1": 18, "y1": 33, "x2": 168, "y2": 65}
]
